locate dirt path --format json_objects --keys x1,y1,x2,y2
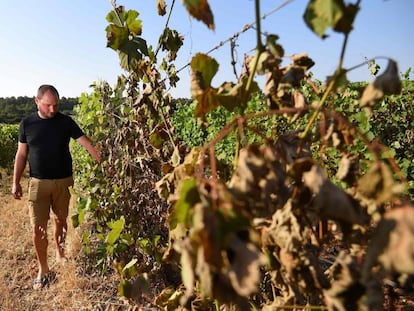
[{"x1": 0, "y1": 172, "x2": 125, "y2": 311}]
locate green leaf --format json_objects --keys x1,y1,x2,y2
[
  {"x1": 124, "y1": 258, "x2": 138, "y2": 270},
  {"x1": 153, "y1": 234, "x2": 161, "y2": 247},
  {"x1": 106, "y1": 11, "x2": 122, "y2": 26},
  {"x1": 120, "y1": 37, "x2": 149, "y2": 58},
  {"x1": 266, "y1": 34, "x2": 284, "y2": 58},
  {"x1": 150, "y1": 130, "x2": 166, "y2": 149},
  {"x1": 159, "y1": 28, "x2": 183, "y2": 53},
  {"x1": 71, "y1": 214, "x2": 80, "y2": 228},
  {"x1": 118, "y1": 279, "x2": 131, "y2": 297},
  {"x1": 304, "y1": 0, "x2": 346, "y2": 38},
  {"x1": 125, "y1": 10, "x2": 142, "y2": 36},
  {"x1": 171, "y1": 146, "x2": 181, "y2": 167},
  {"x1": 190, "y1": 53, "x2": 219, "y2": 88},
  {"x1": 82, "y1": 230, "x2": 91, "y2": 255},
  {"x1": 121, "y1": 258, "x2": 138, "y2": 278},
  {"x1": 106, "y1": 216, "x2": 125, "y2": 245},
  {"x1": 333, "y1": 3, "x2": 359, "y2": 34},
  {"x1": 171, "y1": 178, "x2": 199, "y2": 226},
  {"x1": 138, "y1": 238, "x2": 149, "y2": 248},
  {"x1": 392, "y1": 141, "x2": 401, "y2": 149},
  {"x1": 106, "y1": 24, "x2": 129, "y2": 50}
]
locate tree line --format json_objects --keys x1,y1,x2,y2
[{"x1": 0, "y1": 96, "x2": 78, "y2": 124}]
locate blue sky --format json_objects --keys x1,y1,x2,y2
[{"x1": 0, "y1": 0, "x2": 412, "y2": 99}]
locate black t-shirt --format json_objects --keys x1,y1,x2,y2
[{"x1": 19, "y1": 112, "x2": 84, "y2": 179}]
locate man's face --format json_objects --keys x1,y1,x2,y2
[{"x1": 35, "y1": 91, "x2": 59, "y2": 119}]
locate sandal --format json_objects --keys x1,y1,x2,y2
[{"x1": 33, "y1": 271, "x2": 57, "y2": 290}]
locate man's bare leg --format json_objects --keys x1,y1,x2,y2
[
  {"x1": 53, "y1": 216, "x2": 67, "y2": 263},
  {"x1": 33, "y1": 222, "x2": 49, "y2": 288}
]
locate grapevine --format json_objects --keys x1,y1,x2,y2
[{"x1": 71, "y1": 1, "x2": 413, "y2": 310}]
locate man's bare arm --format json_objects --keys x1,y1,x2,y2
[{"x1": 12, "y1": 142, "x2": 28, "y2": 199}]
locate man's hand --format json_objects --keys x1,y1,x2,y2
[{"x1": 12, "y1": 183, "x2": 23, "y2": 200}]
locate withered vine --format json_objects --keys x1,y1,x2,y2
[{"x1": 72, "y1": 0, "x2": 413, "y2": 310}]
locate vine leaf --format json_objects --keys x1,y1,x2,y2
[
  {"x1": 181, "y1": 245, "x2": 195, "y2": 303},
  {"x1": 336, "y1": 154, "x2": 359, "y2": 186},
  {"x1": 303, "y1": 0, "x2": 359, "y2": 38},
  {"x1": 362, "y1": 204, "x2": 414, "y2": 310},
  {"x1": 324, "y1": 251, "x2": 365, "y2": 311},
  {"x1": 266, "y1": 34, "x2": 285, "y2": 58},
  {"x1": 191, "y1": 53, "x2": 219, "y2": 89},
  {"x1": 191, "y1": 53, "x2": 260, "y2": 119},
  {"x1": 106, "y1": 8, "x2": 148, "y2": 72},
  {"x1": 125, "y1": 10, "x2": 143, "y2": 36},
  {"x1": 156, "y1": 0, "x2": 167, "y2": 16},
  {"x1": 301, "y1": 161, "x2": 364, "y2": 225},
  {"x1": 106, "y1": 9, "x2": 143, "y2": 49},
  {"x1": 216, "y1": 77, "x2": 260, "y2": 113},
  {"x1": 227, "y1": 234, "x2": 266, "y2": 296},
  {"x1": 377, "y1": 204, "x2": 414, "y2": 274},
  {"x1": 360, "y1": 59, "x2": 402, "y2": 108},
  {"x1": 171, "y1": 146, "x2": 181, "y2": 167},
  {"x1": 171, "y1": 178, "x2": 199, "y2": 228},
  {"x1": 106, "y1": 24, "x2": 129, "y2": 50},
  {"x1": 149, "y1": 125, "x2": 167, "y2": 149},
  {"x1": 357, "y1": 162, "x2": 405, "y2": 204},
  {"x1": 159, "y1": 28, "x2": 184, "y2": 61},
  {"x1": 191, "y1": 53, "x2": 220, "y2": 118},
  {"x1": 106, "y1": 216, "x2": 125, "y2": 245},
  {"x1": 193, "y1": 88, "x2": 219, "y2": 120},
  {"x1": 290, "y1": 90, "x2": 307, "y2": 122},
  {"x1": 182, "y1": 0, "x2": 215, "y2": 30},
  {"x1": 106, "y1": 6, "x2": 125, "y2": 27},
  {"x1": 120, "y1": 37, "x2": 148, "y2": 58}
]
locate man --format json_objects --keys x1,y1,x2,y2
[{"x1": 12, "y1": 84, "x2": 101, "y2": 290}]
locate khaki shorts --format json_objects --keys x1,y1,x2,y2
[{"x1": 28, "y1": 176, "x2": 74, "y2": 225}]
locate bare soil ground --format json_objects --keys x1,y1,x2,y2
[{"x1": 0, "y1": 171, "x2": 132, "y2": 311}]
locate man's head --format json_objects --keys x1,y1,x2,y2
[{"x1": 35, "y1": 84, "x2": 60, "y2": 119}]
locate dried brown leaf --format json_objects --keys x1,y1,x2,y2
[
  {"x1": 195, "y1": 247, "x2": 213, "y2": 298},
  {"x1": 182, "y1": 0, "x2": 215, "y2": 30},
  {"x1": 227, "y1": 235, "x2": 266, "y2": 296},
  {"x1": 324, "y1": 251, "x2": 365, "y2": 311},
  {"x1": 378, "y1": 204, "x2": 414, "y2": 274},
  {"x1": 180, "y1": 243, "x2": 195, "y2": 302},
  {"x1": 290, "y1": 90, "x2": 307, "y2": 122},
  {"x1": 336, "y1": 154, "x2": 359, "y2": 186},
  {"x1": 229, "y1": 145, "x2": 289, "y2": 216},
  {"x1": 303, "y1": 164, "x2": 364, "y2": 225},
  {"x1": 357, "y1": 162, "x2": 405, "y2": 204},
  {"x1": 362, "y1": 203, "x2": 414, "y2": 310},
  {"x1": 280, "y1": 65, "x2": 306, "y2": 87},
  {"x1": 290, "y1": 52, "x2": 315, "y2": 70},
  {"x1": 156, "y1": 0, "x2": 167, "y2": 15},
  {"x1": 360, "y1": 59, "x2": 402, "y2": 108}
]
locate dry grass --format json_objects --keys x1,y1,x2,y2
[{"x1": 0, "y1": 170, "x2": 136, "y2": 311}]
